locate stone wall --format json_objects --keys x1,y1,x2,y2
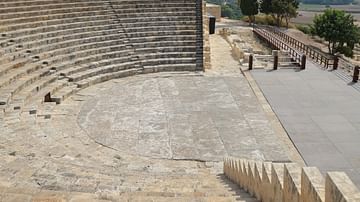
[
  {"x1": 219, "y1": 28, "x2": 245, "y2": 61},
  {"x1": 203, "y1": 0, "x2": 211, "y2": 69},
  {"x1": 224, "y1": 158, "x2": 360, "y2": 202},
  {"x1": 206, "y1": 3, "x2": 221, "y2": 22}
]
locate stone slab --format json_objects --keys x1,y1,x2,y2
[
  {"x1": 251, "y1": 61, "x2": 360, "y2": 187},
  {"x1": 78, "y1": 73, "x2": 290, "y2": 162}
]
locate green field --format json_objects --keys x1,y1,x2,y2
[
  {"x1": 299, "y1": 3, "x2": 327, "y2": 11},
  {"x1": 299, "y1": 3, "x2": 360, "y2": 12}
]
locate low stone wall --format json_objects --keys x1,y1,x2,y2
[
  {"x1": 206, "y1": 3, "x2": 221, "y2": 22},
  {"x1": 219, "y1": 28, "x2": 245, "y2": 61},
  {"x1": 203, "y1": 0, "x2": 211, "y2": 69},
  {"x1": 224, "y1": 158, "x2": 360, "y2": 202}
]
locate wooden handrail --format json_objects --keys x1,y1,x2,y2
[
  {"x1": 253, "y1": 27, "x2": 303, "y2": 67},
  {"x1": 257, "y1": 25, "x2": 335, "y2": 69}
]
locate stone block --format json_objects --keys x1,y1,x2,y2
[
  {"x1": 325, "y1": 172, "x2": 360, "y2": 202},
  {"x1": 272, "y1": 163, "x2": 285, "y2": 202},
  {"x1": 301, "y1": 167, "x2": 325, "y2": 202},
  {"x1": 283, "y1": 163, "x2": 302, "y2": 202}
]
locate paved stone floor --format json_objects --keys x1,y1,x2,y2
[
  {"x1": 78, "y1": 72, "x2": 289, "y2": 162},
  {"x1": 251, "y1": 61, "x2": 360, "y2": 186}
]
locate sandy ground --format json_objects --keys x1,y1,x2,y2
[
  {"x1": 283, "y1": 28, "x2": 329, "y2": 52},
  {"x1": 292, "y1": 11, "x2": 360, "y2": 25}
]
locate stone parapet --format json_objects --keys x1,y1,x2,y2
[{"x1": 224, "y1": 158, "x2": 360, "y2": 202}]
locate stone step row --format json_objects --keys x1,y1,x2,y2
[
  {"x1": 114, "y1": 11, "x2": 196, "y2": 19},
  {"x1": 0, "y1": 39, "x2": 128, "y2": 86},
  {"x1": 0, "y1": 6, "x2": 109, "y2": 22},
  {"x1": 1, "y1": 15, "x2": 115, "y2": 41},
  {"x1": 0, "y1": 45, "x2": 133, "y2": 106},
  {"x1": 3, "y1": 26, "x2": 116, "y2": 52},
  {"x1": 1, "y1": 30, "x2": 125, "y2": 66},
  {"x1": 0, "y1": 11, "x2": 114, "y2": 33},
  {"x1": 116, "y1": 16, "x2": 196, "y2": 24},
  {"x1": 0, "y1": 0, "x2": 103, "y2": 7}
]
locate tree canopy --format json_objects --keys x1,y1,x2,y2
[
  {"x1": 311, "y1": 9, "x2": 360, "y2": 56},
  {"x1": 238, "y1": 0, "x2": 259, "y2": 24},
  {"x1": 259, "y1": 0, "x2": 299, "y2": 27}
]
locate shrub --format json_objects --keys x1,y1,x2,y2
[
  {"x1": 296, "y1": 24, "x2": 312, "y2": 35},
  {"x1": 242, "y1": 15, "x2": 292, "y2": 27},
  {"x1": 335, "y1": 46, "x2": 354, "y2": 57}
]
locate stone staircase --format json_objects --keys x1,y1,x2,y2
[{"x1": 0, "y1": 0, "x2": 203, "y2": 121}]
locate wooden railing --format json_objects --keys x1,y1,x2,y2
[
  {"x1": 253, "y1": 26, "x2": 306, "y2": 69},
  {"x1": 261, "y1": 26, "x2": 336, "y2": 69},
  {"x1": 338, "y1": 57, "x2": 360, "y2": 82},
  {"x1": 253, "y1": 25, "x2": 360, "y2": 82}
]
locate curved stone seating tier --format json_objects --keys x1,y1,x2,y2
[
  {"x1": 0, "y1": 4, "x2": 106, "y2": 18},
  {"x1": 120, "y1": 21, "x2": 196, "y2": 28},
  {"x1": 0, "y1": 16, "x2": 115, "y2": 39},
  {"x1": 0, "y1": 2, "x2": 104, "y2": 13},
  {"x1": 117, "y1": 16, "x2": 196, "y2": 24},
  {"x1": 0, "y1": 47, "x2": 134, "y2": 107},
  {"x1": 0, "y1": 12, "x2": 114, "y2": 33},
  {"x1": 1, "y1": 30, "x2": 124, "y2": 61},
  {"x1": 0, "y1": 6, "x2": 109, "y2": 24},
  {"x1": 0, "y1": 39, "x2": 128, "y2": 87},
  {"x1": 0, "y1": 0, "x2": 202, "y2": 119}
]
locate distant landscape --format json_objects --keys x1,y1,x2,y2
[
  {"x1": 207, "y1": 0, "x2": 360, "y2": 24},
  {"x1": 294, "y1": 3, "x2": 360, "y2": 24}
]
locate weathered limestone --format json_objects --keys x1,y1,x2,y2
[
  {"x1": 302, "y1": 167, "x2": 325, "y2": 202},
  {"x1": 224, "y1": 158, "x2": 360, "y2": 202},
  {"x1": 325, "y1": 172, "x2": 360, "y2": 202},
  {"x1": 0, "y1": 0, "x2": 206, "y2": 118}
]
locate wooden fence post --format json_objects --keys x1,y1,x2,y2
[
  {"x1": 301, "y1": 55, "x2": 306, "y2": 70},
  {"x1": 333, "y1": 55, "x2": 339, "y2": 70},
  {"x1": 353, "y1": 66, "x2": 359, "y2": 82},
  {"x1": 273, "y1": 51, "x2": 278, "y2": 70}
]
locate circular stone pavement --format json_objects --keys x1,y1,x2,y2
[{"x1": 78, "y1": 72, "x2": 289, "y2": 162}]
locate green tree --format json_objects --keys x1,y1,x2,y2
[
  {"x1": 221, "y1": 4, "x2": 233, "y2": 17},
  {"x1": 283, "y1": 0, "x2": 298, "y2": 28},
  {"x1": 259, "y1": 0, "x2": 298, "y2": 27},
  {"x1": 260, "y1": 0, "x2": 273, "y2": 14},
  {"x1": 238, "y1": 0, "x2": 259, "y2": 24},
  {"x1": 311, "y1": 9, "x2": 360, "y2": 56}
]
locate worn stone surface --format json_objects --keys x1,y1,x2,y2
[{"x1": 78, "y1": 72, "x2": 290, "y2": 162}]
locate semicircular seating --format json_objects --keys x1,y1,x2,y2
[{"x1": 0, "y1": 0, "x2": 202, "y2": 123}]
